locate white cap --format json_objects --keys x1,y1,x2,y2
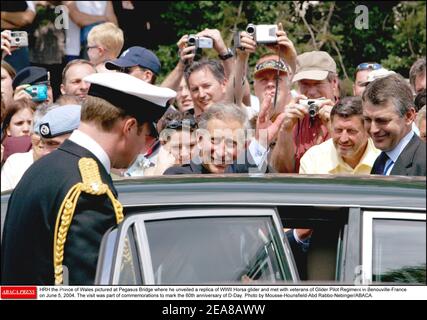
[
  {"x1": 83, "y1": 72, "x2": 176, "y2": 123},
  {"x1": 361, "y1": 68, "x2": 396, "y2": 86},
  {"x1": 84, "y1": 72, "x2": 176, "y2": 107}
]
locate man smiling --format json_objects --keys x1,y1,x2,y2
[
  {"x1": 300, "y1": 96, "x2": 380, "y2": 174},
  {"x1": 184, "y1": 59, "x2": 227, "y2": 117},
  {"x1": 362, "y1": 74, "x2": 426, "y2": 176}
]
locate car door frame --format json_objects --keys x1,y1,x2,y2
[
  {"x1": 95, "y1": 206, "x2": 300, "y2": 285},
  {"x1": 361, "y1": 210, "x2": 426, "y2": 285}
]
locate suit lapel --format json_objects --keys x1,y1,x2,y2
[{"x1": 391, "y1": 135, "x2": 421, "y2": 175}]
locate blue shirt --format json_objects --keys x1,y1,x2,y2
[{"x1": 383, "y1": 130, "x2": 415, "y2": 175}]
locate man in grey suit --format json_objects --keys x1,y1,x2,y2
[{"x1": 362, "y1": 74, "x2": 426, "y2": 176}]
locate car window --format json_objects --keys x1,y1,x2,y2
[
  {"x1": 372, "y1": 219, "x2": 426, "y2": 284},
  {"x1": 362, "y1": 211, "x2": 426, "y2": 285},
  {"x1": 118, "y1": 228, "x2": 142, "y2": 285},
  {"x1": 144, "y1": 216, "x2": 291, "y2": 284}
]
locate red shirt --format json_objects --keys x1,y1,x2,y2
[{"x1": 293, "y1": 115, "x2": 330, "y2": 172}]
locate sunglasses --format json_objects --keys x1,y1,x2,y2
[
  {"x1": 356, "y1": 63, "x2": 382, "y2": 71},
  {"x1": 165, "y1": 119, "x2": 197, "y2": 130}
]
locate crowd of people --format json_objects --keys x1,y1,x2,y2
[{"x1": 1, "y1": 1, "x2": 426, "y2": 285}]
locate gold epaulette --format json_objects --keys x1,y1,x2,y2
[{"x1": 53, "y1": 158, "x2": 124, "y2": 285}]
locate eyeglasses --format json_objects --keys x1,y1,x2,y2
[
  {"x1": 356, "y1": 63, "x2": 382, "y2": 71},
  {"x1": 165, "y1": 118, "x2": 197, "y2": 130}
]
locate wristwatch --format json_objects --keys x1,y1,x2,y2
[{"x1": 219, "y1": 48, "x2": 234, "y2": 61}]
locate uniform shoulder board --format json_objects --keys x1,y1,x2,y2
[{"x1": 53, "y1": 157, "x2": 124, "y2": 285}]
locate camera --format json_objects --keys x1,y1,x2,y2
[
  {"x1": 25, "y1": 84, "x2": 48, "y2": 102},
  {"x1": 10, "y1": 31, "x2": 28, "y2": 47},
  {"x1": 187, "y1": 35, "x2": 213, "y2": 49},
  {"x1": 246, "y1": 24, "x2": 277, "y2": 44},
  {"x1": 299, "y1": 98, "x2": 326, "y2": 118}
]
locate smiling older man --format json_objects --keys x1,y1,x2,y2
[{"x1": 299, "y1": 96, "x2": 380, "y2": 174}]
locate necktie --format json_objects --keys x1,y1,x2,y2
[{"x1": 374, "y1": 152, "x2": 390, "y2": 175}]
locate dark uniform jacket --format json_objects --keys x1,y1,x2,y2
[
  {"x1": 1, "y1": 140, "x2": 117, "y2": 285},
  {"x1": 371, "y1": 134, "x2": 426, "y2": 176}
]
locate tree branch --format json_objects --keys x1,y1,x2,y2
[
  {"x1": 318, "y1": 2, "x2": 335, "y2": 49},
  {"x1": 331, "y1": 39, "x2": 349, "y2": 80},
  {"x1": 294, "y1": 1, "x2": 318, "y2": 49}
]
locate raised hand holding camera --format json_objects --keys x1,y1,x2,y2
[
  {"x1": 177, "y1": 35, "x2": 196, "y2": 66},
  {"x1": 246, "y1": 24, "x2": 278, "y2": 44},
  {"x1": 187, "y1": 35, "x2": 213, "y2": 49}
]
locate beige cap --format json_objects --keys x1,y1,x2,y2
[{"x1": 293, "y1": 51, "x2": 337, "y2": 82}]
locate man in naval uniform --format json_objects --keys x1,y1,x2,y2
[{"x1": 1, "y1": 72, "x2": 176, "y2": 285}]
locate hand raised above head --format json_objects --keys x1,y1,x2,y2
[{"x1": 256, "y1": 93, "x2": 287, "y2": 148}]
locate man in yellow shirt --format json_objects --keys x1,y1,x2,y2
[{"x1": 300, "y1": 96, "x2": 380, "y2": 174}]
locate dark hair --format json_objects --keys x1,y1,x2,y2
[
  {"x1": 362, "y1": 74, "x2": 414, "y2": 117},
  {"x1": 331, "y1": 96, "x2": 363, "y2": 121},
  {"x1": 414, "y1": 89, "x2": 426, "y2": 112},
  {"x1": 184, "y1": 59, "x2": 226, "y2": 83},
  {"x1": 409, "y1": 57, "x2": 426, "y2": 91},
  {"x1": 158, "y1": 109, "x2": 197, "y2": 143}
]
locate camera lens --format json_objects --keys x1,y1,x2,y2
[
  {"x1": 188, "y1": 37, "x2": 196, "y2": 45},
  {"x1": 246, "y1": 25, "x2": 255, "y2": 35},
  {"x1": 308, "y1": 104, "x2": 318, "y2": 118},
  {"x1": 15, "y1": 38, "x2": 21, "y2": 43}
]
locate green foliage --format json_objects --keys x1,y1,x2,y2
[
  {"x1": 154, "y1": 1, "x2": 426, "y2": 84},
  {"x1": 374, "y1": 264, "x2": 426, "y2": 284}
]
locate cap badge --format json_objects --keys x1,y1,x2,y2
[{"x1": 40, "y1": 123, "x2": 50, "y2": 137}]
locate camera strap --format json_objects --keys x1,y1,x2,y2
[{"x1": 272, "y1": 47, "x2": 281, "y2": 115}]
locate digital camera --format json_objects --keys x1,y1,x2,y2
[
  {"x1": 246, "y1": 24, "x2": 277, "y2": 44},
  {"x1": 299, "y1": 98, "x2": 326, "y2": 118},
  {"x1": 25, "y1": 84, "x2": 48, "y2": 102},
  {"x1": 10, "y1": 31, "x2": 28, "y2": 47},
  {"x1": 188, "y1": 35, "x2": 213, "y2": 49}
]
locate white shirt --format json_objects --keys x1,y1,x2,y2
[
  {"x1": 76, "y1": 1, "x2": 107, "y2": 15},
  {"x1": 1, "y1": 150, "x2": 34, "y2": 192},
  {"x1": 65, "y1": 19, "x2": 81, "y2": 56},
  {"x1": 383, "y1": 130, "x2": 415, "y2": 175},
  {"x1": 25, "y1": 1, "x2": 35, "y2": 12},
  {"x1": 69, "y1": 130, "x2": 111, "y2": 173}
]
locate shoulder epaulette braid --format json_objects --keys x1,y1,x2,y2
[{"x1": 53, "y1": 158, "x2": 124, "y2": 285}]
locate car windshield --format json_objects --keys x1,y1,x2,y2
[{"x1": 145, "y1": 216, "x2": 289, "y2": 284}]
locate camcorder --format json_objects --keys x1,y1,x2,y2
[
  {"x1": 233, "y1": 24, "x2": 278, "y2": 51},
  {"x1": 246, "y1": 24, "x2": 278, "y2": 44},
  {"x1": 187, "y1": 35, "x2": 213, "y2": 49},
  {"x1": 299, "y1": 98, "x2": 326, "y2": 118},
  {"x1": 10, "y1": 31, "x2": 28, "y2": 47},
  {"x1": 25, "y1": 84, "x2": 48, "y2": 102}
]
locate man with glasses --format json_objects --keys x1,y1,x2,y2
[
  {"x1": 105, "y1": 46, "x2": 160, "y2": 84},
  {"x1": 106, "y1": 46, "x2": 162, "y2": 176},
  {"x1": 353, "y1": 62, "x2": 382, "y2": 97}
]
